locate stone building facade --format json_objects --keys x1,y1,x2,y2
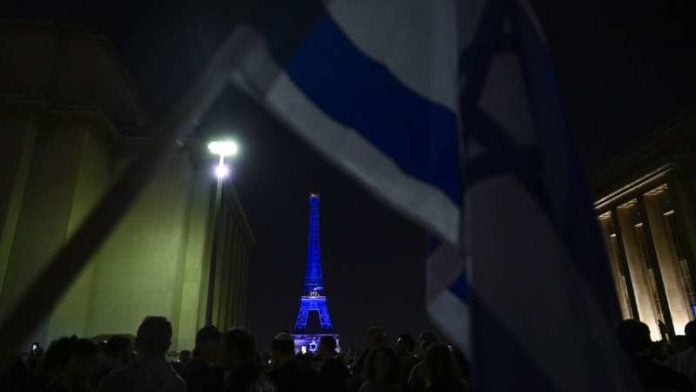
[
  {"x1": 593, "y1": 109, "x2": 696, "y2": 340},
  {"x1": 0, "y1": 21, "x2": 252, "y2": 350}
]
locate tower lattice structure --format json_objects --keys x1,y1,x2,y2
[{"x1": 292, "y1": 194, "x2": 338, "y2": 353}]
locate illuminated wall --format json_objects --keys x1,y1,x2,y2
[
  {"x1": 592, "y1": 107, "x2": 696, "y2": 341},
  {"x1": 0, "y1": 23, "x2": 253, "y2": 350},
  {"x1": 0, "y1": 111, "x2": 253, "y2": 350},
  {"x1": 595, "y1": 169, "x2": 696, "y2": 340}
]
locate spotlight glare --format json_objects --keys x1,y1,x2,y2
[
  {"x1": 214, "y1": 164, "x2": 230, "y2": 179},
  {"x1": 207, "y1": 140, "x2": 239, "y2": 157}
]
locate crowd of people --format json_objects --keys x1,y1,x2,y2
[
  {"x1": 0, "y1": 316, "x2": 468, "y2": 392},
  {"x1": 7, "y1": 316, "x2": 696, "y2": 391}
]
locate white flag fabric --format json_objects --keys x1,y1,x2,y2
[{"x1": 229, "y1": 0, "x2": 641, "y2": 389}]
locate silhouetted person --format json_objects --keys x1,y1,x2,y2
[
  {"x1": 97, "y1": 316, "x2": 185, "y2": 392},
  {"x1": 94, "y1": 336, "x2": 132, "y2": 385},
  {"x1": 350, "y1": 327, "x2": 387, "y2": 392},
  {"x1": 27, "y1": 343, "x2": 45, "y2": 375},
  {"x1": 618, "y1": 319, "x2": 694, "y2": 392},
  {"x1": 46, "y1": 338, "x2": 98, "y2": 392},
  {"x1": 672, "y1": 335, "x2": 691, "y2": 355},
  {"x1": 0, "y1": 355, "x2": 30, "y2": 391},
  {"x1": 269, "y1": 332, "x2": 317, "y2": 392},
  {"x1": 359, "y1": 347, "x2": 403, "y2": 392},
  {"x1": 394, "y1": 335, "x2": 417, "y2": 385},
  {"x1": 667, "y1": 320, "x2": 696, "y2": 386},
  {"x1": 173, "y1": 350, "x2": 191, "y2": 375},
  {"x1": 423, "y1": 345, "x2": 467, "y2": 392},
  {"x1": 406, "y1": 333, "x2": 438, "y2": 392},
  {"x1": 32, "y1": 337, "x2": 76, "y2": 390},
  {"x1": 414, "y1": 333, "x2": 437, "y2": 361},
  {"x1": 317, "y1": 336, "x2": 348, "y2": 392},
  {"x1": 221, "y1": 328, "x2": 274, "y2": 392},
  {"x1": 184, "y1": 326, "x2": 223, "y2": 392},
  {"x1": 449, "y1": 346, "x2": 470, "y2": 384}
]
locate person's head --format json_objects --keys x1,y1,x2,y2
[
  {"x1": 617, "y1": 319, "x2": 652, "y2": 357},
  {"x1": 64, "y1": 339, "x2": 97, "y2": 381},
  {"x1": 26, "y1": 345, "x2": 43, "y2": 373},
  {"x1": 42, "y1": 337, "x2": 74, "y2": 376},
  {"x1": 0, "y1": 355, "x2": 29, "y2": 388},
  {"x1": 105, "y1": 335, "x2": 132, "y2": 364},
  {"x1": 318, "y1": 336, "x2": 338, "y2": 358},
  {"x1": 195, "y1": 325, "x2": 222, "y2": 362},
  {"x1": 671, "y1": 335, "x2": 689, "y2": 355},
  {"x1": 365, "y1": 347, "x2": 399, "y2": 386},
  {"x1": 366, "y1": 326, "x2": 387, "y2": 349},
  {"x1": 271, "y1": 332, "x2": 295, "y2": 365},
  {"x1": 417, "y1": 332, "x2": 438, "y2": 354},
  {"x1": 684, "y1": 320, "x2": 696, "y2": 347},
  {"x1": 179, "y1": 350, "x2": 192, "y2": 365},
  {"x1": 135, "y1": 316, "x2": 172, "y2": 357},
  {"x1": 450, "y1": 346, "x2": 470, "y2": 380},
  {"x1": 395, "y1": 334, "x2": 415, "y2": 357},
  {"x1": 425, "y1": 344, "x2": 459, "y2": 385},
  {"x1": 222, "y1": 328, "x2": 257, "y2": 367}
]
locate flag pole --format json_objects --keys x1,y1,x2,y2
[{"x1": 0, "y1": 27, "x2": 253, "y2": 367}]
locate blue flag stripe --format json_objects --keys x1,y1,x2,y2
[
  {"x1": 457, "y1": 1, "x2": 609, "y2": 389},
  {"x1": 458, "y1": 0, "x2": 618, "y2": 322},
  {"x1": 266, "y1": 13, "x2": 461, "y2": 203},
  {"x1": 448, "y1": 272, "x2": 470, "y2": 303},
  {"x1": 514, "y1": 1, "x2": 619, "y2": 321}
]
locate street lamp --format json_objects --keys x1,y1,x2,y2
[
  {"x1": 207, "y1": 139, "x2": 239, "y2": 179},
  {"x1": 205, "y1": 138, "x2": 239, "y2": 325}
]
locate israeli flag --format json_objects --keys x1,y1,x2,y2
[{"x1": 230, "y1": 0, "x2": 640, "y2": 389}]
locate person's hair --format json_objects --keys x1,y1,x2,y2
[
  {"x1": 366, "y1": 326, "x2": 387, "y2": 349},
  {"x1": 196, "y1": 325, "x2": 222, "y2": 346},
  {"x1": 42, "y1": 337, "x2": 97, "y2": 375},
  {"x1": 450, "y1": 346, "x2": 470, "y2": 379},
  {"x1": 425, "y1": 345, "x2": 460, "y2": 385},
  {"x1": 617, "y1": 319, "x2": 651, "y2": 355},
  {"x1": 179, "y1": 350, "x2": 192, "y2": 361},
  {"x1": 397, "y1": 334, "x2": 415, "y2": 352},
  {"x1": 364, "y1": 346, "x2": 399, "y2": 385},
  {"x1": 366, "y1": 326, "x2": 386, "y2": 339},
  {"x1": 136, "y1": 316, "x2": 172, "y2": 354},
  {"x1": 223, "y1": 328, "x2": 257, "y2": 362},
  {"x1": 70, "y1": 339, "x2": 97, "y2": 360},
  {"x1": 418, "y1": 332, "x2": 438, "y2": 350},
  {"x1": 105, "y1": 335, "x2": 131, "y2": 357},
  {"x1": 685, "y1": 320, "x2": 696, "y2": 346},
  {"x1": 271, "y1": 333, "x2": 295, "y2": 355},
  {"x1": 42, "y1": 337, "x2": 74, "y2": 374},
  {"x1": 320, "y1": 336, "x2": 337, "y2": 352}
]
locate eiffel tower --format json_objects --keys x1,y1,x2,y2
[{"x1": 292, "y1": 194, "x2": 339, "y2": 353}]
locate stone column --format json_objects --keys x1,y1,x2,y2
[
  {"x1": 617, "y1": 201, "x2": 662, "y2": 340},
  {"x1": 644, "y1": 186, "x2": 693, "y2": 334},
  {"x1": 598, "y1": 213, "x2": 633, "y2": 319}
]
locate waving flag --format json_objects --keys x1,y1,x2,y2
[{"x1": 230, "y1": 0, "x2": 640, "y2": 389}]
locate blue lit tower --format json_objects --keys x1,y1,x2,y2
[{"x1": 292, "y1": 194, "x2": 339, "y2": 353}]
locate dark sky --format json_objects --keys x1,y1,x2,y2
[{"x1": 4, "y1": 0, "x2": 696, "y2": 349}]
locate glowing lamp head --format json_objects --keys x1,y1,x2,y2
[
  {"x1": 207, "y1": 140, "x2": 239, "y2": 157},
  {"x1": 214, "y1": 164, "x2": 230, "y2": 179}
]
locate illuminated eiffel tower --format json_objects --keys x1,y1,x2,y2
[{"x1": 292, "y1": 194, "x2": 339, "y2": 353}]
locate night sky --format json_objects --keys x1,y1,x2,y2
[{"x1": 4, "y1": 0, "x2": 696, "y2": 350}]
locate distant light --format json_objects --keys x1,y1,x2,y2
[
  {"x1": 214, "y1": 164, "x2": 230, "y2": 179},
  {"x1": 207, "y1": 140, "x2": 239, "y2": 157}
]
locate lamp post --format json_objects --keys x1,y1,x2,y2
[{"x1": 205, "y1": 139, "x2": 239, "y2": 325}]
